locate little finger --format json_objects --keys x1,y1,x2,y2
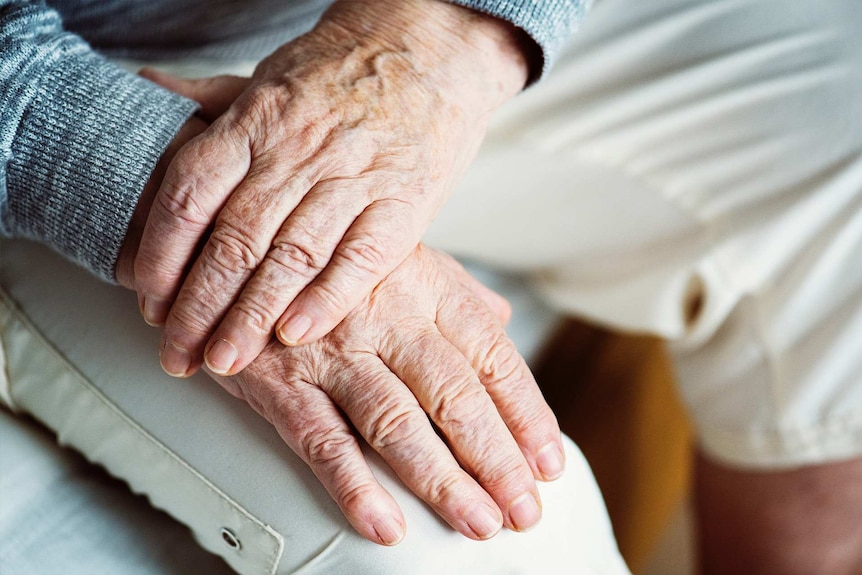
[
  {"x1": 381, "y1": 325, "x2": 541, "y2": 533},
  {"x1": 276, "y1": 197, "x2": 427, "y2": 346},
  {"x1": 436, "y1": 291, "x2": 565, "y2": 483}
]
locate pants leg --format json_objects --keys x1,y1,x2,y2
[{"x1": 0, "y1": 408, "x2": 236, "y2": 574}]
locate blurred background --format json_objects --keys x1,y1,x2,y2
[{"x1": 534, "y1": 316, "x2": 695, "y2": 575}]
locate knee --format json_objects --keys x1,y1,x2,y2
[{"x1": 694, "y1": 451, "x2": 862, "y2": 575}]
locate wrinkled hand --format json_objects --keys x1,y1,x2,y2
[
  {"x1": 132, "y1": 0, "x2": 534, "y2": 379},
  {"x1": 117, "y1": 100, "x2": 564, "y2": 546},
  {"x1": 208, "y1": 245, "x2": 565, "y2": 544},
  {"x1": 116, "y1": 114, "x2": 208, "y2": 287}
]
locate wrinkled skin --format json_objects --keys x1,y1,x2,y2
[
  {"x1": 131, "y1": 0, "x2": 534, "y2": 380},
  {"x1": 117, "y1": 118, "x2": 563, "y2": 545},
  {"x1": 208, "y1": 245, "x2": 564, "y2": 544},
  {"x1": 122, "y1": 228, "x2": 564, "y2": 544}
]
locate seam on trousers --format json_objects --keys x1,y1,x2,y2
[
  {"x1": 0, "y1": 326, "x2": 17, "y2": 411},
  {"x1": 0, "y1": 289, "x2": 285, "y2": 575}
]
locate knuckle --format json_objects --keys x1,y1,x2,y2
[
  {"x1": 155, "y1": 170, "x2": 210, "y2": 228},
  {"x1": 302, "y1": 428, "x2": 356, "y2": 467},
  {"x1": 424, "y1": 470, "x2": 468, "y2": 507},
  {"x1": 336, "y1": 481, "x2": 380, "y2": 516},
  {"x1": 269, "y1": 238, "x2": 327, "y2": 278},
  {"x1": 366, "y1": 403, "x2": 426, "y2": 451},
  {"x1": 338, "y1": 236, "x2": 391, "y2": 278},
  {"x1": 379, "y1": 318, "x2": 427, "y2": 355},
  {"x1": 510, "y1": 401, "x2": 557, "y2": 442},
  {"x1": 429, "y1": 375, "x2": 488, "y2": 428},
  {"x1": 168, "y1": 297, "x2": 217, "y2": 338},
  {"x1": 303, "y1": 281, "x2": 350, "y2": 320},
  {"x1": 480, "y1": 333, "x2": 523, "y2": 386},
  {"x1": 230, "y1": 295, "x2": 280, "y2": 338},
  {"x1": 207, "y1": 223, "x2": 265, "y2": 276},
  {"x1": 238, "y1": 83, "x2": 293, "y2": 138},
  {"x1": 474, "y1": 452, "x2": 533, "y2": 491}
]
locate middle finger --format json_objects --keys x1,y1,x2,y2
[{"x1": 202, "y1": 178, "x2": 371, "y2": 375}]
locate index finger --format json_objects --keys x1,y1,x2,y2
[
  {"x1": 134, "y1": 122, "x2": 250, "y2": 325},
  {"x1": 208, "y1": 367, "x2": 407, "y2": 546}
]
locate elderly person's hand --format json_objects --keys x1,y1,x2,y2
[
  {"x1": 122, "y1": 217, "x2": 564, "y2": 544},
  {"x1": 118, "y1": 122, "x2": 563, "y2": 543},
  {"x1": 132, "y1": 0, "x2": 535, "y2": 379},
  {"x1": 208, "y1": 245, "x2": 564, "y2": 544}
]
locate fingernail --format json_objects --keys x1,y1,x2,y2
[
  {"x1": 373, "y1": 515, "x2": 405, "y2": 546},
  {"x1": 536, "y1": 442, "x2": 565, "y2": 481},
  {"x1": 142, "y1": 296, "x2": 170, "y2": 327},
  {"x1": 160, "y1": 341, "x2": 191, "y2": 378},
  {"x1": 508, "y1": 492, "x2": 541, "y2": 532},
  {"x1": 466, "y1": 502, "x2": 502, "y2": 540},
  {"x1": 277, "y1": 314, "x2": 312, "y2": 346},
  {"x1": 206, "y1": 339, "x2": 238, "y2": 375}
]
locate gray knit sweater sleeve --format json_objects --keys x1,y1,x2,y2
[
  {"x1": 0, "y1": 1, "x2": 197, "y2": 282},
  {"x1": 452, "y1": 0, "x2": 591, "y2": 77}
]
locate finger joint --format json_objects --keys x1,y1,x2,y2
[
  {"x1": 366, "y1": 403, "x2": 426, "y2": 452},
  {"x1": 207, "y1": 223, "x2": 266, "y2": 276},
  {"x1": 269, "y1": 238, "x2": 327, "y2": 279},
  {"x1": 338, "y1": 236, "x2": 391, "y2": 278}
]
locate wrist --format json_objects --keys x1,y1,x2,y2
[
  {"x1": 321, "y1": 0, "x2": 535, "y2": 107},
  {"x1": 116, "y1": 116, "x2": 208, "y2": 289}
]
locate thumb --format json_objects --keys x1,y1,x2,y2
[{"x1": 140, "y1": 67, "x2": 251, "y2": 122}]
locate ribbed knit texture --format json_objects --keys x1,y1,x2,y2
[
  {"x1": 448, "y1": 0, "x2": 591, "y2": 78},
  {"x1": 1, "y1": 1, "x2": 197, "y2": 282}
]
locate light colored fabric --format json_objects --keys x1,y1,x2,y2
[
  {"x1": 425, "y1": 0, "x2": 862, "y2": 467},
  {"x1": 0, "y1": 289, "x2": 285, "y2": 575},
  {"x1": 0, "y1": 237, "x2": 631, "y2": 575},
  {"x1": 0, "y1": 408, "x2": 236, "y2": 574}
]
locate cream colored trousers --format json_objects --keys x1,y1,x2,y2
[
  {"x1": 426, "y1": 0, "x2": 862, "y2": 468},
  {"x1": 0, "y1": 241, "x2": 628, "y2": 574},
  {"x1": 2, "y1": 0, "x2": 862, "y2": 572}
]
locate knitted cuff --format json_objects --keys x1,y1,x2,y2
[
  {"x1": 446, "y1": 0, "x2": 591, "y2": 81},
  {"x1": 5, "y1": 38, "x2": 196, "y2": 282}
]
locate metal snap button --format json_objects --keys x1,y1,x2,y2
[{"x1": 220, "y1": 527, "x2": 242, "y2": 551}]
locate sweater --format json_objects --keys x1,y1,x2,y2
[{"x1": 0, "y1": 0, "x2": 588, "y2": 282}]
